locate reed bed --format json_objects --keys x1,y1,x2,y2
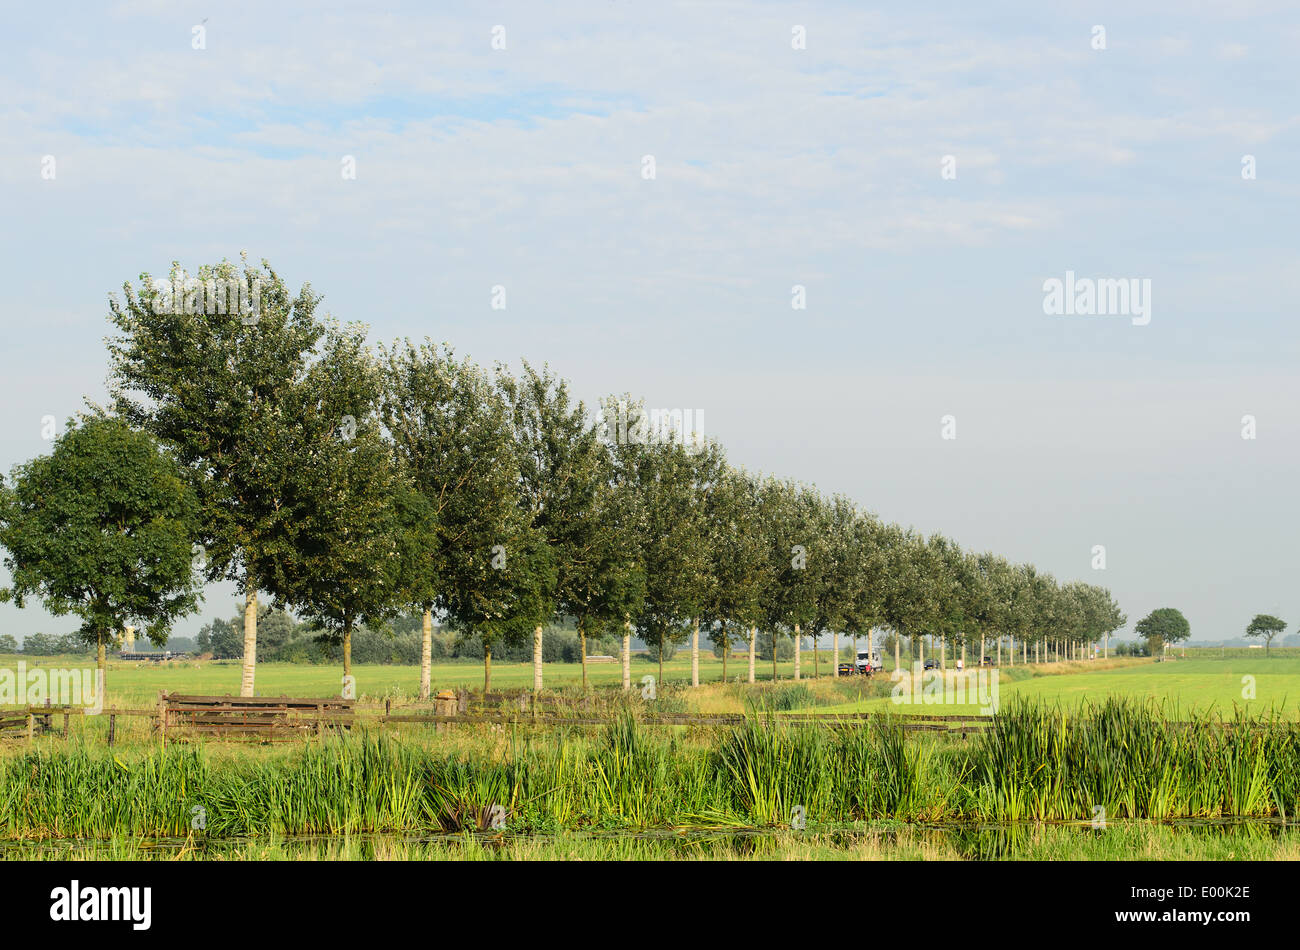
[{"x1": 2, "y1": 698, "x2": 1298, "y2": 841}]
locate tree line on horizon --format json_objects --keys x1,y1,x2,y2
[{"x1": 0, "y1": 257, "x2": 1129, "y2": 696}]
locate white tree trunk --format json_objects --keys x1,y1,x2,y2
[
  {"x1": 1104, "y1": 634, "x2": 1108, "y2": 659},
  {"x1": 533, "y1": 624, "x2": 543, "y2": 692},
  {"x1": 420, "y1": 608, "x2": 433, "y2": 700},
  {"x1": 793, "y1": 625, "x2": 801, "y2": 681},
  {"x1": 239, "y1": 585, "x2": 258, "y2": 697},
  {"x1": 622, "y1": 621, "x2": 631, "y2": 690},
  {"x1": 691, "y1": 618, "x2": 700, "y2": 687},
  {"x1": 833, "y1": 632, "x2": 840, "y2": 676},
  {"x1": 748, "y1": 626, "x2": 756, "y2": 684}
]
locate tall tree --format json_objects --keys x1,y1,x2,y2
[
  {"x1": 700, "y1": 467, "x2": 771, "y2": 685},
  {"x1": 382, "y1": 340, "x2": 517, "y2": 699},
  {"x1": 634, "y1": 439, "x2": 710, "y2": 685},
  {"x1": 107, "y1": 256, "x2": 331, "y2": 696},
  {"x1": 276, "y1": 326, "x2": 406, "y2": 691},
  {"x1": 0, "y1": 415, "x2": 201, "y2": 690},
  {"x1": 761, "y1": 480, "x2": 822, "y2": 682},
  {"x1": 497, "y1": 362, "x2": 607, "y2": 690}
]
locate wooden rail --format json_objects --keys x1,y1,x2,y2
[{"x1": 4, "y1": 697, "x2": 1298, "y2": 745}]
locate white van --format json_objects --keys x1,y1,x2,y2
[{"x1": 855, "y1": 650, "x2": 883, "y2": 673}]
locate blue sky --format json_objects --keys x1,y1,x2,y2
[{"x1": 2, "y1": 1, "x2": 1298, "y2": 642}]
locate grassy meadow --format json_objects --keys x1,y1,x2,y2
[{"x1": 6, "y1": 650, "x2": 1300, "y2": 860}]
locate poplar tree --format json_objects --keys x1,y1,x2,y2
[
  {"x1": 107, "y1": 257, "x2": 329, "y2": 696},
  {"x1": 382, "y1": 341, "x2": 517, "y2": 698},
  {"x1": 496, "y1": 362, "x2": 606, "y2": 690}
]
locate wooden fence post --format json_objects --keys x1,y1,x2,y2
[{"x1": 108, "y1": 710, "x2": 117, "y2": 747}]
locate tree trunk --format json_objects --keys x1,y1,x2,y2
[
  {"x1": 833, "y1": 632, "x2": 839, "y2": 677},
  {"x1": 657, "y1": 641, "x2": 663, "y2": 686},
  {"x1": 722, "y1": 632, "x2": 728, "y2": 682},
  {"x1": 894, "y1": 634, "x2": 900, "y2": 674},
  {"x1": 996, "y1": 637, "x2": 1001, "y2": 667},
  {"x1": 867, "y1": 629, "x2": 874, "y2": 666},
  {"x1": 773, "y1": 633, "x2": 778, "y2": 683},
  {"x1": 813, "y1": 632, "x2": 819, "y2": 679},
  {"x1": 748, "y1": 626, "x2": 756, "y2": 684},
  {"x1": 793, "y1": 625, "x2": 801, "y2": 681},
  {"x1": 940, "y1": 635, "x2": 946, "y2": 670},
  {"x1": 580, "y1": 619, "x2": 588, "y2": 691},
  {"x1": 533, "y1": 624, "x2": 543, "y2": 692},
  {"x1": 691, "y1": 618, "x2": 699, "y2": 687},
  {"x1": 622, "y1": 620, "x2": 631, "y2": 690},
  {"x1": 1023, "y1": 640, "x2": 1027, "y2": 664},
  {"x1": 918, "y1": 635, "x2": 924, "y2": 671},
  {"x1": 485, "y1": 644, "x2": 492, "y2": 693},
  {"x1": 342, "y1": 623, "x2": 353, "y2": 693},
  {"x1": 1104, "y1": 634, "x2": 1108, "y2": 659},
  {"x1": 97, "y1": 630, "x2": 106, "y2": 696},
  {"x1": 420, "y1": 608, "x2": 433, "y2": 701},
  {"x1": 980, "y1": 634, "x2": 985, "y2": 667},
  {"x1": 239, "y1": 580, "x2": 258, "y2": 697}
]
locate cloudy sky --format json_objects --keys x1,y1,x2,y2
[{"x1": 2, "y1": 1, "x2": 1297, "y2": 642}]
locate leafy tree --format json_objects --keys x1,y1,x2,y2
[
  {"x1": 277, "y1": 326, "x2": 406, "y2": 691},
  {"x1": 761, "y1": 480, "x2": 823, "y2": 682},
  {"x1": 1246, "y1": 614, "x2": 1286, "y2": 656},
  {"x1": 634, "y1": 439, "x2": 711, "y2": 685},
  {"x1": 0, "y1": 415, "x2": 201, "y2": 688},
  {"x1": 382, "y1": 340, "x2": 517, "y2": 699},
  {"x1": 107, "y1": 256, "x2": 332, "y2": 696},
  {"x1": 0, "y1": 634, "x2": 17, "y2": 654},
  {"x1": 498, "y1": 362, "x2": 612, "y2": 690},
  {"x1": 593, "y1": 395, "x2": 651, "y2": 688},
  {"x1": 700, "y1": 467, "x2": 771, "y2": 684},
  {"x1": 1135, "y1": 607, "x2": 1190, "y2": 654}
]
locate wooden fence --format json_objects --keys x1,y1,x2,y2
[{"x1": 3, "y1": 693, "x2": 1297, "y2": 746}]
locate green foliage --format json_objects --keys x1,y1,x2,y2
[
  {"x1": 1135, "y1": 607, "x2": 1191, "y2": 651},
  {"x1": 0, "y1": 415, "x2": 201, "y2": 657},
  {"x1": 1246, "y1": 614, "x2": 1286, "y2": 654}
]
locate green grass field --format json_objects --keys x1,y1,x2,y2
[
  {"x1": 6, "y1": 652, "x2": 1300, "y2": 716},
  {"x1": 817, "y1": 657, "x2": 1300, "y2": 717},
  {"x1": 1, "y1": 652, "x2": 828, "y2": 708}
]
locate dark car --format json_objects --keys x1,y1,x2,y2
[
  {"x1": 837, "y1": 663, "x2": 856, "y2": 676},
  {"x1": 923, "y1": 659, "x2": 938, "y2": 671}
]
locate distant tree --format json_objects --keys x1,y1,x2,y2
[
  {"x1": 0, "y1": 415, "x2": 201, "y2": 689},
  {"x1": 202, "y1": 616, "x2": 244, "y2": 658},
  {"x1": 1134, "y1": 607, "x2": 1190, "y2": 654},
  {"x1": 22, "y1": 633, "x2": 61, "y2": 655},
  {"x1": 1245, "y1": 614, "x2": 1286, "y2": 656},
  {"x1": 0, "y1": 634, "x2": 17, "y2": 654}
]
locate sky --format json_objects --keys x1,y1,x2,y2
[{"x1": 1, "y1": 1, "x2": 1297, "y2": 643}]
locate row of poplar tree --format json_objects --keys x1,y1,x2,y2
[{"x1": 0, "y1": 258, "x2": 1125, "y2": 697}]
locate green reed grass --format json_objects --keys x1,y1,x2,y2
[{"x1": 3, "y1": 699, "x2": 1300, "y2": 840}]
